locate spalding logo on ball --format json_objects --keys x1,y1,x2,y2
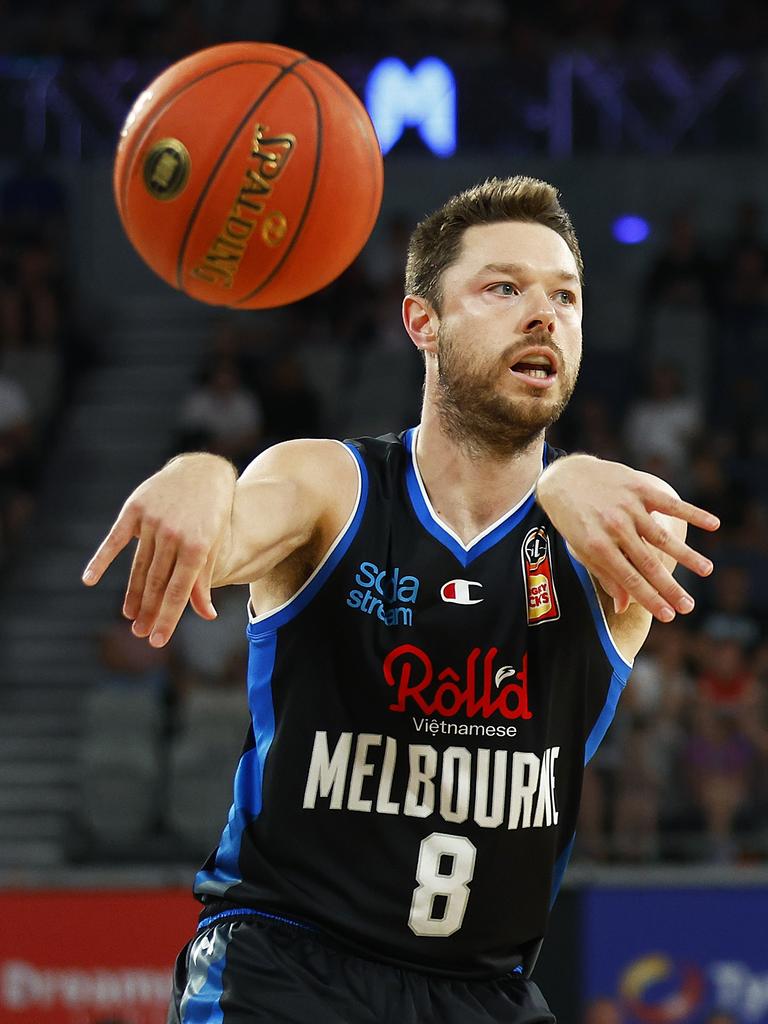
[{"x1": 114, "y1": 42, "x2": 384, "y2": 309}]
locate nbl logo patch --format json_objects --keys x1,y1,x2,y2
[{"x1": 521, "y1": 527, "x2": 560, "y2": 625}]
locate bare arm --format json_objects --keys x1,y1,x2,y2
[
  {"x1": 82, "y1": 439, "x2": 357, "y2": 646},
  {"x1": 212, "y1": 440, "x2": 357, "y2": 586},
  {"x1": 535, "y1": 454, "x2": 718, "y2": 654}
]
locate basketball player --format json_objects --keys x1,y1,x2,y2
[{"x1": 84, "y1": 177, "x2": 719, "y2": 1023}]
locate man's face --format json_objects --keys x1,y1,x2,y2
[{"x1": 433, "y1": 220, "x2": 583, "y2": 454}]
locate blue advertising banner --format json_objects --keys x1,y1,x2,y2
[{"x1": 583, "y1": 887, "x2": 768, "y2": 1023}]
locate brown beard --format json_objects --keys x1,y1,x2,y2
[{"x1": 434, "y1": 324, "x2": 579, "y2": 458}]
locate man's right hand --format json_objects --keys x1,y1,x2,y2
[
  {"x1": 82, "y1": 453, "x2": 237, "y2": 647},
  {"x1": 81, "y1": 439, "x2": 360, "y2": 648}
]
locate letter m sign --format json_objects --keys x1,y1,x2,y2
[{"x1": 365, "y1": 57, "x2": 457, "y2": 157}]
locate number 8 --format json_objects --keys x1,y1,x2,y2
[{"x1": 408, "y1": 833, "x2": 477, "y2": 937}]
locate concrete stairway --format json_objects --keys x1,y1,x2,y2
[{"x1": 0, "y1": 295, "x2": 211, "y2": 869}]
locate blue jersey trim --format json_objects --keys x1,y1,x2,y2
[
  {"x1": 403, "y1": 428, "x2": 546, "y2": 568},
  {"x1": 565, "y1": 547, "x2": 633, "y2": 682},
  {"x1": 565, "y1": 548, "x2": 631, "y2": 766},
  {"x1": 246, "y1": 442, "x2": 369, "y2": 635},
  {"x1": 194, "y1": 631, "x2": 278, "y2": 894},
  {"x1": 197, "y1": 906, "x2": 317, "y2": 933},
  {"x1": 549, "y1": 833, "x2": 575, "y2": 908},
  {"x1": 584, "y1": 669, "x2": 627, "y2": 765}
]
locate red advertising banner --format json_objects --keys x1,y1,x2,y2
[{"x1": 0, "y1": 889, "x2": 199, "y2": 1024}]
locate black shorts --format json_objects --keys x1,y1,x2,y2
[{"x1": 167, "y1": 908, "x2": 556, "y2": 1024}]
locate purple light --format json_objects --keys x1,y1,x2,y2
[{"x1": 612, "y1": 215, "x2": 650, "y2": 245}]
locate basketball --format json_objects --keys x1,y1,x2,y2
[{"x1": 114, "y1": 42, "x2": 384, "y2": 309}]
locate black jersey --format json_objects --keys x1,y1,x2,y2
[{"x1": 194, "y1": 429, "x2": 632, "y2": 979}]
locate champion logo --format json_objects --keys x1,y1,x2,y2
[{"x1": 440, "y1": 579, "x2": 483, "y2": 605}]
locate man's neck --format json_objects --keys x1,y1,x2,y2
[{"x1": 414, "y1": 407, "x2": 545, "y2": 545}]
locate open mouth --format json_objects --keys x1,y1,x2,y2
[{"x1": 509, "y1": 351, "x2": 557, "y2": 388}]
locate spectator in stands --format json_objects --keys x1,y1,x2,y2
[
  {"x1": 176, "y1": 357, "x2": 263, "y2": 471},
  {"x1": 686, "y1": 447, "x2": 747, "y2": 550},
  {"x1": 723, "y1": 198, "x2": 766, "y2": 252},
  {"x1": 699, "y1": 566, "x2": 762, "y2": 652},
  {"x1": 98, "y1": 602, "x2": 170, "y2": 695},
  {"x1": 558, "y1": 394, "x2": 625, "y2": 462},
  {"x1": 694, "y1": 636, "x2": 759, "y2": 724},
  {"x1": 583, "y1": 996, "x2": 622, "y2": 1024},
  {"x1": 0, "y1": 371, "x2": 36, "y2": 558},
  {"x1": 683, "y1": 703, "x2": 756, "y2": 861},
  {"x1": 172, "y1": 585, "x2": 249, "y2": 695},
  {"x1": 611, "y1": 715, "x2": 663, "y2": 861},
  {"x1": 0, "y1": 236, "x2": 65, "y2": 426},
  {"x1": 705, "y1": 1013, "x2": 740, "y2": 1024},
  {"x1": 259, "y1": 352, "x2": 323, "y2": 443},
  {"x1": 644, "y1": 212, "x2": 713, "y2": 310},
  {"x1": 611, "y1": 623, "x2": 691, "y2": 860},
  {"x1": 623, "y1": 363, "x2": 701, "y2": 484},
  {"x1": 0, "y1": 159, "x2": 67, "y2": 242},
  {"x1": 721, "y1": 239, "x2": 768, "y2": 313}
]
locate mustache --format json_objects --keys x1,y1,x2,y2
[{"x1": 502, "y1": 334, "x2": 565, "y2": 368}]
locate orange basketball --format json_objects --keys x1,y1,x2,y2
[{"x1": 114, "y1": 42, "x2": 384, "y2": 309}]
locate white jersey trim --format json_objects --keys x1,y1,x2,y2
[{"x1": 409, "y1": 425, "x2": 539, "y2": 553}]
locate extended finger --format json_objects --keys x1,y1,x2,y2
[
  {"x1": 638, "y1": 512, "x2": 714, "y2": 577},
  {"x1": 132, "y1": 532, "x2": 180, "y2": 637},
  {"x1": 124, "y1": 520, "x2": 156, "y2": 620},
  {"x1": 642, "y1": 488, "x2": 720, "y2": 532},
  {"x1": 190, "y1": 548, "x2": 218, "y2": 621},
  {"x1": 618, "y1": 530, "x2": 694, "y2": 614},
  {"x1": 580, "y1": 539, "x2": 677, "y2": 621},
  {"x1": 148, "y1": 540, "x2": 209, "y2": 647},
  {"x1": 82, "y1": 508, "x2": 139, "y2": 585},
  {"x1": 594, "y1": 575, "x2": 631, "y2": 614}
]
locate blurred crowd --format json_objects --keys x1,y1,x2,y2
[
  {"x1": 2, "y1": 157, "x2": 768, "y2": 865},
  {"x1": 3, "y1": 0, "x2": 768, "y2": 61},
  {"x1": 0, "y1": 161, "x2": 97, "y2": 565},
  {"x1": 556, "y1": 201, "x2": 768, "y2": 865}
]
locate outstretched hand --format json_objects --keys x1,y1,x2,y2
[
  {"x1": 536, "y1": 455, "x2": 719, "y2": 622},
  {"x1": 81, "y1": 454, "x2": 237, "y2": 647}
]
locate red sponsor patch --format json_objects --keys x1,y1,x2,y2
[
  {"x1": 383, "y1": 644, "x2": 532, "y2": 719},
  {"x1": 521, "y1": 526, "x2": 560, "y2": 625}
]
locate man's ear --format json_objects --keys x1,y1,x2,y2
[{"x1": 402, "y1": 295, "x2": 439, "y2": 357}]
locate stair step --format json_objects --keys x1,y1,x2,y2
[
  {"x1": 0, "y1": 786, "x2": 75, "y2": 812},
  {"x1": 0, "y1": 714, "x2": 79, "y2": 738},
  {"x1": 0, "y1": 307, "x2": 208, "y2": 870},
  {"x1": 0, "y1": 763, "x2": 78, "y2": 786},
  {"x1": 0, "y1": 737, "x2": 79, "y2": 760},
  {"x1": 0, "y1": 840, "x2": 64, "y2": 866},
  {"x1": 0, "y1": 813, "x2": 64, "y2": 839},
  {"x1": 0, "y1": 616, "x2": 103, "y2": 639},
  {"x1": 1, "y1": 653, "x2": 101, "y2": 676},
  {"x1": 0, "y1": 689, "x2": 86, "y2": 714},
  {"x1": 85, "y1": 364, "x2": 196, "y2": 386},
  {"x1": 2, "y1": 640, "x2": 96, "y2": 666}
]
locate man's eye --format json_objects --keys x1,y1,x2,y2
[
  {"x1": 555, "y1": 290, "x2": 574, "y2": 304},
  {"x1": 491, "y1": 282, "x2": 517, "y2": 295}
]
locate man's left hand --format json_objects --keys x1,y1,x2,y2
[{"x1": 535, "y1": 454, "x2": 719, "y2": 622}]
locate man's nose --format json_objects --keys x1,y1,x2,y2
[{"x1": 521, "y1": 291, "x2": 557, "y2": 334}]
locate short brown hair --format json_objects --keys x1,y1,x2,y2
[{"x1": 404, "y1": 175, "x2": 584, "y2": 312}]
